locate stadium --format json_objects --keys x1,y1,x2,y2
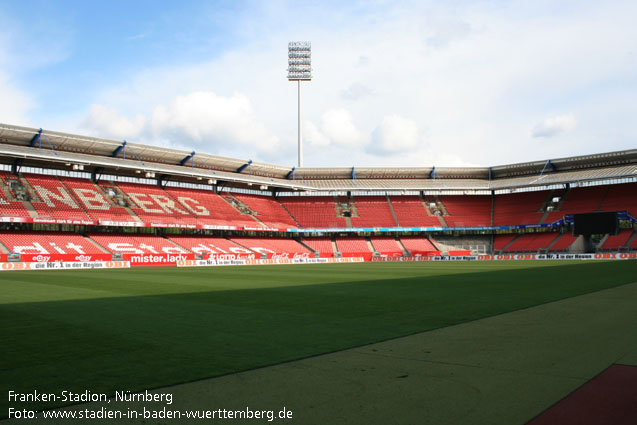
[{"x1": 1, "y1": 121, "x2": 636, "y2": 424}]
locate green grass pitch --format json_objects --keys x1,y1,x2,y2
[{"x1": 1, "y1": 260, "x2": 636, "y2": 417}]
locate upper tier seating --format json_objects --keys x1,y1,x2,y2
[
  {"x1": 164, "y1": 186, "x2": 258, "y2": 227},
  {"x1": 0, "y1": 232, "x2": 104, "y2": 254},
  {"x1": 440, "y1": 195, "x2": 491, "y2": 227},
  {"x1": 302, "y1": 237, "x2": 334, "y2": 257},
  {"x1": 0, "y1": 172, "x2": 31, "y2": 218},
  {"x1": 350, "y1": 196, "x2": 397, "y2": 228},
  {"x1": 113, "y1": 182, "x2": 198, "y2": 225},
  {"x1": 493, "y1": 191, "x2": 546, "y2": 226},
  {"x1": 503, "y1": 233, "x2": 560, "y2": 253},
  {"x1": 399, "y1": 236, "x2": 439, "y2": 255},
  {"x1": 370, "y1": 237, "x2": 403, "y2": 255},
  {"x1": 24, "y1": 174, "x2": 92, "y2": 221},
  {"x1": 389, "y1": 196, "x2": 442, "y2": 227},
  {"x1": 87, "y1": 233, "x2": 189, "y2": 254},
  {"x1": 280, "y1": 196, "x2": 347, "y2": 228},
  {"x1": 233, "y1": 194, "x2": 297, "y2": 228},
  {"x1": 60, "y1": 177, "x2": 135, "y2": 222},
  {"x1": 601, "y1": 183, "x2": 637, "y2": 216},
  {"x1": 544, "y1": 186, "x2": 608, "y2": 223}
]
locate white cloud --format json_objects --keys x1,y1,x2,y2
[
  {"x1": 531, "y1": 114, "x2": 577, "y2": 138},
  {"x1": 370, "y1": 115, "x2": 421, "y2": 154},
  {"x1": 81, "y1": 91, "x2": 280, "y2": 157},
  {"x1": 82, "y1": 104, "x2": 146, "y2": 140},
  {"x1": 149, "y1": 91, "x2": 279, "y2": 154},
  {"x1": 320, "y1": 108, "x2": 363, "y2": 147},
  {"x1": 340, "y1": 83, "x2": 374, "y2": 101},
  {"x1": 0, "y1": 71, "x2": 32, "y2": 125},
  {"x1": 304, "y1": 120, "x2": 330, "y2": 147}
]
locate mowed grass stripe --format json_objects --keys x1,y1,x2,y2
[{"x1": 1, "y1": 261, "x2": 635, "y2": 416}]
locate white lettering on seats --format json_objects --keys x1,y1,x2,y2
[
  {"x1": 73, "y1": 188, "x2": 111, "y2": 210},
  {"x1": 107, "y1": 243, "x2": 144, "y2": 254},
  {"x1": 149, "y1": 194, "x2": 188, "y2": 215},
  {"x1": 127, "y1": 193, "x2": 163, "y2": 213},
  {"x1": 34, "y1": 186, "x2": 80, "y2": 208},
  {"x1": 12, "y1": 242, "x2": 49, "y2": 254},
  {"x1": 177, "y1": 197, "x2": 210, "y2": 216},
  {"x1": 161, "y1": 246, "x2": 188, "y2": 254}
]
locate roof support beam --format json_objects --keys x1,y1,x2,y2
[
  {"x1": 112, "y1": 141, "x2": 127, "y2": 158},
  {"x1": 11, "y1": 158, "x2": 23, "y2": 175},
  {"x1": 538, "y1": 159, "x2": 554, "y2": 179},
  {"x1": 286, "y1": 167, "x2": 296, "y2": 180},
  {"x1": 157, "y1": 174, "x2": 170, "y2": 188},
  {"x1": 179, "y1": 151, "x2": 196, "y2": 167},
  {"x1": 236, "y1": 160, "x2": 252, "y2": 173},
  {"x1": 29, "y1": 128, "x2": 43, "y2": 148},
  {"x1": 351, "y1": 167, "x2": 356, "y2": 180},
  {"x1": 91, "y1": 167, "x2": 104, "y2": 184},
  {"x1": 429, "y1": 167, "x2": 436, "y2": 179}
]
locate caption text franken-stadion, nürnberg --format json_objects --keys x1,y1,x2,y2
[{"x1": 8, "y1": 390, "x2": 293, "y2": 421}]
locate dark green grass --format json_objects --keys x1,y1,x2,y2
[{"x1": 1, "y1": 260, "x2": 635, "y2": 416}]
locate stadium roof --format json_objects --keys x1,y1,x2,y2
[{"x1": 1, "y1": 123, "x2": 635, "y2": 193}]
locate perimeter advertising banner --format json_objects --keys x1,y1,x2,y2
[
  {"x1": 19, "y1": 254, "x2": 112, "y2": 263},
  {"x1": 372, "y1": 253, "x2": 637, "y2": 262},
  {"x1": 177, "y1": 257, "x2": 365, "y2": 267},
  {"x1": 0, "y1": 261, "x2": 130, "y2": 271}
]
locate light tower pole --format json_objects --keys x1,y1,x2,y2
[{"x1": 288, "y1": 41, "x2": 312, "y2": 168}]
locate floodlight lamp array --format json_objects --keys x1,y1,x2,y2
[{"x1": 288, "y1": 41, "x2": 312, "y2": 80}]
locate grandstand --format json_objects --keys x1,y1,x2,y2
[{"x1": 0, "y1": 123, "x2": 635, "y2": 262}]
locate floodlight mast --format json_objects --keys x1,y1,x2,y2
[{"x1": 288, "y1": 41, "x2": 311, "y2": 168}]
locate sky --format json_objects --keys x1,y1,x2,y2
[{"x1": 0, "y1": 0, "x2": 635, "y2": 168}]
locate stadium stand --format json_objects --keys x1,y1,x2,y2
[
  {"x1": 399, "y1": 236, "x2": 440, "y2": 256},
  {"x1": 350, "y1": 196, "x2": 397, "y2": 228},
  {"x1": 23, "y1": 174, "x2": 93, "y2": 221},
  {"x1": 233, "y1": 194, "x2": 298, "y2": 228},
  {"x1": 493, "y1": 234, "x2": 518, "y2": 253},
  {"x1": 0, "y1": 172, "x2": 32, "y2": 218},
  {"x1": 389, "y1": 196, "x2": 441, "y2": 227},
  {"x1": 302, "y1": 237, "x2": 335, "y2": 257},
  {"x1": 60, "y1": 177, "x2": 136, "y2": 222},
  {"x1": 601, "y1": 182, "x2": 637, "y2": 216},
  {"x1": 335, "y1": 237, "x2": 372, "y2": 259},
  {"x1": 440, "y1": 195, "x2": 491, "y2": 227},
  {"x1": 87, "y1": 233, "x2": 189, "y2": 254},
  {"x1": 599, "y1": 229, "x2": 633, "y2": 250},
  {"x1": 493, "y1": 191, "x2": 546, "y2": 226},
  {"x1": 167, "y1": 235, "x2": 255, "y2": 256},
  {"x1": 503, "y1": 232, "x2": 560, "y2": 253},
  {"x1": 163, "y1": 186, "x2": 258, "y2": 228},
  {"x1": 0, "y1": 232, "x2": 105, "y2": 255},
  {"x1": 228, "y1": 237, "x2": 312, "y2": 257},
  {"x1": 544, "y1": 185, "x2": 608, "y2": 223},
  {"x1": 370, "y1": 237, "x2": 403, "y2": 255},
  {"x1": 112, "y1": 182, "x2": 198, "y2": 225},
  {"x1": 279, "y1": 196, "x2": 347, "y2": 229},
  {"x1": 1, "y1": 124, "x2": 636, "y2": 264},
  {"x1": 548, "y1": 233, "x2": 577, "y2": 252}
]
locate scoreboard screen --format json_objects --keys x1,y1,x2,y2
[{"x1": 573, "y1": 212, "x2": 619, "y2": 236}]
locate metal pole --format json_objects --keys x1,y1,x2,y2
[{"x1": 298, "y1": 80, "x2": 303, "y2": 167}]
